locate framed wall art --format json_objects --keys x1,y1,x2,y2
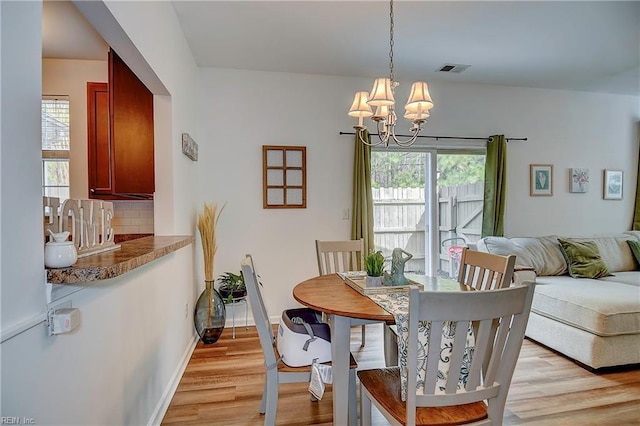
[
  {"x1": 263, "y1": 145, "x2": 307, "y2": 209},
  {"x1": 603, "y1": 169, "x2": 623, "y2": 200},
  {"x1": 569, "y1": 168, "x2": 589, "y2": 193},
  {"x1": 181, "y1": 133, "x2": 198, "y2": 161},
  {"x1": 530, "y1": 164, "x2": 553, "y2": 196}
]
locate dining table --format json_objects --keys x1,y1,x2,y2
[{"x1": 293, "y1": 272, "x2": 469, "y2": 426}]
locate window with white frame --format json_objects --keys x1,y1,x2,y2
[
  {"x1": 42, "y1": 95, "x2": 70, "y2": 201},
  {"x1": 371, "y1": 148, "x2": 486, "y2": 277}
]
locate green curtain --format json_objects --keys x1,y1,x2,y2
[
  {"x1": 481, "y1": 134, "x2": 507, "y2": 237},
  {"x1": 633, "y1": 127, "x2": 640, "y2": 230},
  {"x1": 351, "y1": 130, "x2": 375, "y2": 254}
]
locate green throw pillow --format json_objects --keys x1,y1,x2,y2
[
  {"x1": 558, "y1": 238, "x2": 611, "y2": 279},
  {"x1": 627, "y1": 240, "x2": 640, "y2": 268}
]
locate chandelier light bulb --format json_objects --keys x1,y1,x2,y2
[
  {"x1": 348, "y1": 91, "x2": 374, "y2": 129},
  {"x1": 368, "y1": 78, "x2": 395, "y2": 107},
  {"x1": 372, "y1": 105, "x2": 390, "y2": 122},
  {"x1": 405, "y1": 81, "x2": 434, "y2": 112},
  {"x1": 348, "y1": 91, "x2": 374, "y2": 118},
  {"x1": 404, "y1": 110, "x2": 430, "y2": 121}
]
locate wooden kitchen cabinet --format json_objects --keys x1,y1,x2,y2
[{"x1": 87, "y1": 48, "x2": 154, "y2": 200}]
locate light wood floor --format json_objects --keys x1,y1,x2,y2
[{"x1": 162, "y1": 324, "x2": 640, "y2": 425}]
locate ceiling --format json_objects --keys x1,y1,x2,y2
[
  {"x1": 43, "y1": 1, "x2": 640, "y2": 96},
  {"x1": 42, "y1": 0, "x2": 108, "y2": 61}
]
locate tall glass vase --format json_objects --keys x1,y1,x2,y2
[{"x1": 194, "y1": 280, "x2": 226, "y2": 344}]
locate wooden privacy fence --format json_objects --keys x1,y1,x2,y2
[{"x1": 372, "y1": 183, "x2": 483, "y2": 277}]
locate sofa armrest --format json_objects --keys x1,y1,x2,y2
[{"x1": 513, "y1": 266, "x2": 536, "y2": 286}]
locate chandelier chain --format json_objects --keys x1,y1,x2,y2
[{"x1": 389, "y1": 0, "x2": 394, "y2": 82}]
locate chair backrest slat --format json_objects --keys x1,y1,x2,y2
[
  {"x1": 466, "y1": 318, "x2": 492, "y2": 389},
  {"x1": 423, "y1": 320, "x2": 442, "y2": 395},
  {"x1": 444, "y1": 321, "x2": 471, "y2": 394},
  {"x1": 315, "y1": 239, "x2": 364, "y2": 275},
  {"x1": 485, "y1": 315, "x2": 511, "y2": 385},
  {"x1": 241, "y1": 255, "x2": 277, "y2": 368}
]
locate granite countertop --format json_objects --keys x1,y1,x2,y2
[
  {"x1": 113, "y1": 233, "x2": 154, "y2": 243},
  {"x1": 46, "y1": 235, "x2": 194, "y2": 284}
]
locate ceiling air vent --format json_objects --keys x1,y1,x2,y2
[{"x1": 438, "y1": 63, "x2": 470, "y2": 74}]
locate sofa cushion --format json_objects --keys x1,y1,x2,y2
[
  {"x1": 478, "y1": 235, "x2": 567, "y2": 276},
  {"x1": 599, "y1": 271, "x2": 640, "y2": 286},
  {"x1": 628, "y1": 240, "x2": 640, "y2": 267},
  {"x1": 563, "y1": 235, "x2": 637, "y2": 272},
  {"x1": 531, "y1": 275, "x2": 640, "y2": 336},
  {"x1": 558, "y1": 238, "x2": 611, "y2": 279},
  {"x1": 624, "y1": 230, "x2": 640, "y2": 242}
]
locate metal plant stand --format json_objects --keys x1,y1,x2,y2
[{"x1": 224, "y1": 296, "x2": 248, "y2": 339}]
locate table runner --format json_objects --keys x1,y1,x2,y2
[{"x1": 369, "y1": 291, "x2": 475, "y2": 401}]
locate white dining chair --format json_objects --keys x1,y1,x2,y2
[
  {"x1": 359, "y1": 282, "x2": 536, "y2": 426},
  {"x1": 241, "y1": 254, "x2": 358, "y2": 426},
  {"x1": 315, "y1": 239, "x2": 368, "y2": 346},
  {"x1": 457, "y1": 247, "x2": 516, "y2": 291},
  {"x1": 384, "y1": 248, "x2": 517, "y2": 367}
]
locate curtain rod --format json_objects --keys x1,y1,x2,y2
[{"x1": 338, "y1": 132, "x2": 527, "y2": 142}]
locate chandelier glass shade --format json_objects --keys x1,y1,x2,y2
[{"x1": 348, "y1": 0, "x2": 434, "y2": 147}]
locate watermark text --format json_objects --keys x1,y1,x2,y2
[{"x1": 1, "y1": 417, "x2": 35, "y2": 425}]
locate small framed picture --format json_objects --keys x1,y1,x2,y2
[
  {"x1": 530, "y1": 164, "x2": 553, "y2": 196},
  {"x1": 603, "y1": 169, "x2": 623, "y2": 200},
  {"x1": 569, "y1": 168, "x2": 589, "y2": 193}
]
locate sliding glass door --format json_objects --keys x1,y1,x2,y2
[{"x1": 371, "y1": 148, "x2": 485, "y2": 277}]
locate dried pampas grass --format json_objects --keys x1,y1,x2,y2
[{"x1": 197, "y1": 202, "x2": 225, "y2": 282}]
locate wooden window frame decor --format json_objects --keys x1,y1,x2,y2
[{"x1": 263, "y1": 145, "x2": 307, "y2": 209}]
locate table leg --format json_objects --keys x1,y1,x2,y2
[
  {"x1": 383, "y1": 325, "x2": 399, "y2": 367},
  {"x1": 329, "y1": 314, "x2": 353, "y2": 426}
]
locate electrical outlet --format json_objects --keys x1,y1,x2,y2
[
  {"x1": 185, "y1": 302, "x2": 189, "y2": 319},
  {"x1": 47, "y1": 300, "x2": 72, "y2": 336},
  {"x1": 342, "y1": 208, "x2": 350, "y2": 220}
]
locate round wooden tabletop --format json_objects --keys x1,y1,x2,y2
[{"x1": 293, "y1": 274, "x2": 395, "y2": 323}]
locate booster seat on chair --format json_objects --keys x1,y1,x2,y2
[{"x1": 277, "y1": 307, "x2": 332, "y2": 367}]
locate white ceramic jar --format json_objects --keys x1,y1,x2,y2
[{"x1": 44, "y1": 231, "x2": 78, "y2": 268}]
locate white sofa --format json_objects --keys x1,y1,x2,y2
[{"x1": 477, "y1": 231, "x2": 640, "y2": 370}]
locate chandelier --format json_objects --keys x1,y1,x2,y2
[{"x1": 348, "y1": 0, "x2": 433, "y2": 147}]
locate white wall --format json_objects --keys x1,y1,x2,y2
[
  {"x1": 198, "y1": 68, "x2": 639, "y2": 318},
  {"x1": 2, "y1": 250, "x2": 194, "y2": 425},
  {"x1": 1, "y1": 2, "x2": 200, "y2": 424},
  {"x1": 42, "y1": 58, "x2": 107, "y2": 199},
  {"x1": 197, "y1": 69, "x2": 357, "y2": 318},
  {"x1": 1, "y1": 0, "x2": 46, "y2": 344}
]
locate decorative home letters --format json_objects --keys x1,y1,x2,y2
[{"x1": 44, "y1": 197, "x2": 119, "y2": 258}]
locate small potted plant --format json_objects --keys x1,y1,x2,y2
[
  {"x1": 217, "y1": 271, "x2": 246, "y2": 303},
  {"x1": 364, "y1": 250, "x2": 385, "y2": 287}
]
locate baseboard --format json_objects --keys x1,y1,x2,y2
[{"x1": 147, "y1": 333, "x2": 198, "y2": 426}]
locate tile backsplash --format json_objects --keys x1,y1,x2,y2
[{"x1": 112, "y1": 200, "x2": 154, "y2": 234}]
